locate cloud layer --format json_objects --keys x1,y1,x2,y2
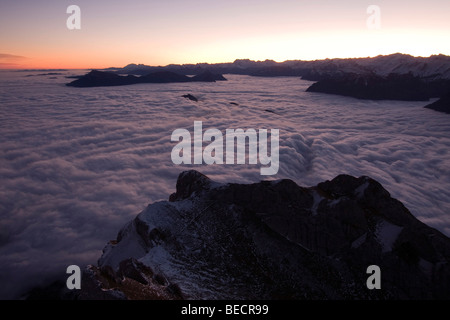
[{"x1": 0, "y1": 71, "x2": 449, "y2": 298}]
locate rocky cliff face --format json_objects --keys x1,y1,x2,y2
[{"x1": 80, "y1": 171, "x2": 450, "y2": 300}]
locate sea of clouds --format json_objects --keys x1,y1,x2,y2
[{"x1": 0, "y1": 71, "x2": 449, "y2": 299}]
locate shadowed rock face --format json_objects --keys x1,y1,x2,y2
[{"x1": 81, "y1": 170, "x2": 450, "y2": 300}]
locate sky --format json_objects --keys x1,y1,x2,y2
[{"x1": 0, "y1": 0, "x2": 450, "y2": 69}]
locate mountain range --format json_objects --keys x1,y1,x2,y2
[
  {"x1": 67, "y1": 54, "x2": 450, "y2": 112},
  {"x1": 105, "y1": 53, "x2": 450, "y2": 80}
]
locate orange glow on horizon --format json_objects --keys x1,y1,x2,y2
[
  {"x1": 1, "y1": 1, "x2": 449, "y2": 70},
  {"x1": 3, "y1": 28, "x2": 449, "y2": 70}
]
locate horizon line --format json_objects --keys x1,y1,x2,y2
[{"x1": 1, "y1": 52, "x2": 449, "y2": 71}]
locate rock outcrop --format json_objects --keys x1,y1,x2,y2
[
  {"x1": 80, "y1": 170, "x2": 450, "y2": 300},
  {"x1": 181, "y1": 94, "x2": 198, "y2": 102}
]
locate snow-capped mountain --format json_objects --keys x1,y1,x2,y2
[
  {"x1": 358, "y1": 53, "x2": 450, "y2": 79},
  {"x1": 105, "y1": 53, "x2": 450, "y2": 80},
  {"x1": 96, "y1": 54, "x2": 450, "y2": 103}
]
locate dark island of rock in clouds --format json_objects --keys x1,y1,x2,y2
[
  {"x1": 66, "y1": 70, "x2": 227, "y2": 88},
  {"x1": 73, "y1": 170, "x2": 450, "y2": 300}
]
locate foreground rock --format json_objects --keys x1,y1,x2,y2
[{"x1": 81, "y1": 171, "x2": 450, "y2": 300}]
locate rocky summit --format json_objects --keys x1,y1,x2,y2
[{"x1": 80, "y1": 170, "x2": 450, "y2": 300}]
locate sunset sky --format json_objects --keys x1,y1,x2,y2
[{"x1": 1, "y1": 0, "x2": 449, "y2": 69}]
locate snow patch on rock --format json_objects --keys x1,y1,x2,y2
[{"x1": 374, "y1": 220, "x2": 403, "y2": 253}]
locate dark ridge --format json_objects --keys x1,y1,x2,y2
[
  {"x1": 66, "y1": 70, "x2": 139, "y2": 87},
  {"x1": 67, "y1": 70, "x2": 227, "y2": 87},
  {"x1": 140, "y1": 71, "x2": 190, "y2": 83},
  {"x1": 249, "y1": 66, "x2": 304, "y2": 77},
  {"x1": 306, "y1": 72, "x2": 450, "y2": 101}
]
